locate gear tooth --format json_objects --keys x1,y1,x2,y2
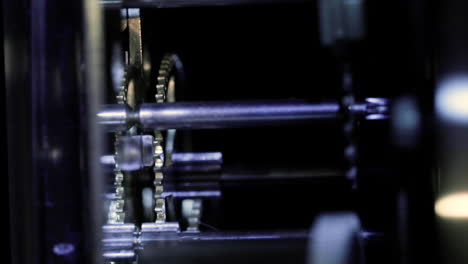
[
  {"x1": 152, "y1": 56, "x2": 170, "y2": 223},
  {"x1": 154, "y1": 157, "x2": 164, "y2": 169},
  {"x1": 115, "y1": 171, "x2": 124, "y2": 182},
  {"x1": 154, "y1": 143, "x2": 164, "y2": 156},
  {"x1": 155, "y1": 171, "x2": 164, "y2": 180},
  {"x1": 154, "y1": 131, "x2": 164, "y2": 141},
  {"x1": 116, "y1": 186, "x2": 124, "y2": 198},
  {"x1": 156, "y1": 84, "x2": 166, "y2": 91},
  {"x1": 141, "y1": 53, "x2": 183, "y2": 223},
  {"x1": 109, "y1": 127, "x2": 126, "y2": 223},
  {"x1": 154, "y1": 185, "x2": 164, "y2": 196}
]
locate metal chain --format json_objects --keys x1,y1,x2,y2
[
  {"x1": 153, "y1": 131, "x2": 166, "y2": 222},
  {"x1": 108, "y1": 135, "x2": 126, "y2": 224},
  {"x1": 108, "y1": 68, "x2": 128, "y2": 224},
  {"x1": 107, "y1": 142, "x2": 129, "y2": 224},
  {"x1": 153, "y1": 53, "x2": 175, "y2": 223}
]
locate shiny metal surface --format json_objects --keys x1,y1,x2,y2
[
  {"x1": 116, "y1": 135, "x2": 155, "y2": 170},
  {"x1": 100, "y1": 152, "x2": 223, "y2": 167},
  {"x1": 97, "y1": 104, "x2": 128, "y2": 131},
  {"x1": 102, "y1": 224, "x2": 137, "y2": 261},
  {"x1": 141, "y1": 222, "x2": 181, "y2": 234},
  {"x1": 172, "y1": 152, "x2": 223, "y2": 165},
  {"x1": 103, "y1": 250, "x2": 136, "y2": 261},
  {"x1": 138, "y1": 100, "x2": 340, "y2": 130},
  {"x1": 99, "y1": 99, "x2": 390, "y2": 131},
  {"x1": 140, "y1": 230, "x2": 307, "y2": 242}
]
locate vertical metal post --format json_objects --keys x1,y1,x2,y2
[{"x1": 83, "y1": 0, "x2": 106, "y2": 263}]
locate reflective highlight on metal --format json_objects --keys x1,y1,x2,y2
[
  {"x1": 436, "y1": 76, "x2": 468, "y2": 124},
  {"x1": 435, "y1": 192, "x2": 468, "y2": 219},
  {"x1": 182, "y1": 199, "x2": 203, "y2": 231},
  {"x1": 97, "y1": 104, "x2": 128, "y2": 131},
  {"x1": 102, "y1": 224, "x2": 137, "y2": 261},
  {"x1": 349, "y1": 97, "x2": 390, "y2": 116},
  {"x1": 103, "y1": 250, "x2": 136, "y2": 260},
  {"x1": 53, "y1": 243, "x2": 75, "y2": 256},
  {"x1": 366, "y1": 114, "x2": 388, "y2": 120},
  {"x1": 141, "y1": 222, "x2": 180, "y2": 235},
  {"x1": 164, "y1": 190, "x2": 222, "y2": 198},
  {"x1": 365, "y1": 97, "x2": 389, "y2": 105},
  {"x1": 102, "y1": 223, "x2": 137, "y2": 233},
  {"x1": 100, "y1": 155, "x2": 116, "y2": 165},
  {"x1": 172, "y1": 152, "x2": 223, "y2": 164}
]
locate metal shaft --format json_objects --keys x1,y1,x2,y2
[
  {"x1": 99, "y1": 99, "x2": 389, "y2": 131},
  {"x1": 139, "y1": 101, "x2": 340, "y2": 129},
  {"x1": 138, "y1": 230, "x2": 308, "y2": 264},
  {"x1": 139, "y1": 100, "x2": 339, "y2": 130}
]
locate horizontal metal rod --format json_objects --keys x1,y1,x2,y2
[
  {"x1": 98, "y1": 104, "x2": 128, "y2": 131},
  {"x1": 99, "y1": 98, "x2": 389, "y2": 131},
  {"x1": 138, "y1": 100, "x2": 340, "y2": 130},
  {"x1": 140, "y1": 230, "x2": 309, "y2": 242},
  {"x1": 100, "y1": 152, "x2": 223, "y2": 166},
  {"x1": 172, "y1": 152, "x2": 223, "y2": 164},
  {"x1": 165, "y1": 169, "x2": 344, "y2": 185},
  {"x1": 100, "y1": 0, "x2": 308, "y2": 8},
  {"x1": 137, "y1": 230, "x2": 383, "y2": 264}
]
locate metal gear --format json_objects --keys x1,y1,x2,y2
[
  {"x1": 108, "y1": 70, "x2": 129, "y2": 224},
  {"x1": 153, "y1": 53, "x2": 184, "y2": 223},
  {"x1": 156, "y1": 53, "x2": 180, "y2": 103},
  {"x1": 108, "y1": 53, "x2": 129, "y2": 224}
]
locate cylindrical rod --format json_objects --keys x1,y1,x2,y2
[
  {"x1": 99, "y1": 99, "x2": 389, "y2": 131},
  {"x1": 139, "y1": 230, "x2": 308, "y2": 264},
  {"x1": 98, "y1": 104, "x2": 128, "y2": 131},
  {"x1": 138, "y1": 100, "x2": 340, "y2": 130}
]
